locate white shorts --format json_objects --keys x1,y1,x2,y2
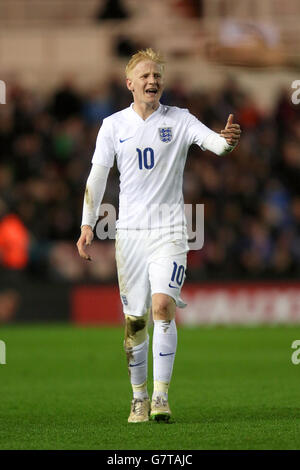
[{"x1": 115, "y1": 228, "x2": 189, "y2": 317}]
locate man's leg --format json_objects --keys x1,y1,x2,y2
[
  {"x1": 115, "y1": 231, "x2": 152, "y2": 422},
  {"x1": 124, "y1": 311, "x2": 151, "y2": 423},
  {"x1": 151, "y1": 293, "x2": 177, "y2": 421},
  {"x1": 124, "y1": 311, "x2": 150, "y2": 398}
]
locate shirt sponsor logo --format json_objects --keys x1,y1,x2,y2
[{"x1": 121, "y1": 295, "x2": 128, "y2": 305}]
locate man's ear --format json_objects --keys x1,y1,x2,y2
[{"x1": 126, "y1": 78, "x2": 134, "y2": 92}]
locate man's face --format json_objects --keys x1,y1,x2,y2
[{"x1": 126, "y1": 60, "x2": 164, "y2": 107}]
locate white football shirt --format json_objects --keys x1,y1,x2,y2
[{"x1": 92, "y1": 103, "x2": 216, "y2": 230}]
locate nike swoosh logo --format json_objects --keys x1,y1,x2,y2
[
  {"x1": 129, "y1": 360, "x2": 145, "y2": 367},
  {"x1": 168, "y1": 283, "x2": 179, "y2": 289},
  {"x1": 119, "y1": 137, "x2": 133, "y2": 143},
  {"x1": 159, "y1": 352, "x2": 175, "y2": 357}
]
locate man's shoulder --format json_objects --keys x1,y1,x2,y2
[
  {"x1": 161, "y1": 104, "x2": 191, "y2": 119},
  {"x1": 103, "y1": 107, "x2": 131, "y2": 125}
]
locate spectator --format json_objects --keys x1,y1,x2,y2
[
  {"x1": 50, "y1": 79, "x2": 82, "y2": 121},
  {"x1": 95, "y1": 0, "x2": 129, "y2": 21},
  {"x1": 0, "y1": 199, "x2": 30, "y2": 322}
]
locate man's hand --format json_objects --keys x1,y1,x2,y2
[
  {"x1": 76, "y1": 225, "x2": 94, "y2": 261},
  {"x1": 220, "y1": 114, "x2": 241, "y2": 147}
]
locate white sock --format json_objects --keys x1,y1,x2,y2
[
  {"x1": 152, "y1": 319, "x2": 177, "y2": 400},
  {"x1": 127, "y1": 336, "x2": 149, "y2": 399}
]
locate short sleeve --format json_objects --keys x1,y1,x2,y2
[
  {"x1": 185, "y1": 112, "x2": 214, "y2": 150},
  {"x1": 91, "y1": 118, "x2": 115, "y2": 167}
]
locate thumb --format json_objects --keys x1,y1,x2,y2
[{"x1": 226, "y1": 114, "x2": 234, "y2": 128}]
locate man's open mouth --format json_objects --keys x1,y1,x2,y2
[{"x1": 145, "y1": 89, "x2": 158, "y2": 95}]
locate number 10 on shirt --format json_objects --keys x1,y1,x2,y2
[{"x1": 137, "y1": 147, "x2": 154, "y2": 170}]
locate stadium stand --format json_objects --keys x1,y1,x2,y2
[{"x1": 0, "y1": 0, "x2": 300, "y2": 323}]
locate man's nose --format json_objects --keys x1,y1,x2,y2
[{"x1": 148, "y1": 76, "x2": 157, "y2": 85}]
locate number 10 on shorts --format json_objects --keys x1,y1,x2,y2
[{"x1": 170, "y1": 262, "x2": 185, "y2": 288}]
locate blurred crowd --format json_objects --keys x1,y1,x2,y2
[{"x1": 0, "y1": 75, "x2": 300, "y2": 285}]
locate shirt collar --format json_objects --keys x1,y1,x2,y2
[{"x1": 129, "y1": 102, "x2": 162, "y2": 123}]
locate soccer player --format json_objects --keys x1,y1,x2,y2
[{"x1": 77, "y1": 48, "x2": 241, "y2": 423}]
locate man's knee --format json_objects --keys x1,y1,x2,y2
[
  {"x1": 152, "y1": 294, "x2": 175, "y2": 321},
  {"x1": 124, "y1": 311, "x2": 149, "y2": 349}
]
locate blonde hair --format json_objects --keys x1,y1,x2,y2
[{"x1": 125, "y1": 48, "x2": 165, "y2": 79}]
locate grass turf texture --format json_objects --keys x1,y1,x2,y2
[{"x1": 0, "y1": 324, "x2": 300, "y2": 450}]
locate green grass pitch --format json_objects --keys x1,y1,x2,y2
[{"x1": 0, "y1": 324, "x2": 300, "y2": 450}]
